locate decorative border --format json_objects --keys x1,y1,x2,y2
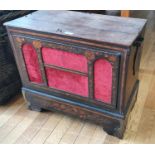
[{"x1": 13, "y1": 35, "x2": 121, "y2": 110}]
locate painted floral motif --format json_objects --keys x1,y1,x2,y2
[
  {"x1": 16, "y1": 37, "x2": 25, "y2": 43},
  {"x1": 32, "y1": 40, "x2": 42, "y2": 49},
  {"x1": 84, "y1": 51, "x2": 95, "y2": 60}
]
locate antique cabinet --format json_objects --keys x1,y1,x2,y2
[{"x1": 4, "y1": 11, "x2": 146, "y2": 138}]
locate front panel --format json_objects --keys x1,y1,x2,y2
[{"x1": 12, "y1": 35, "x2": 121, "y2": 110}]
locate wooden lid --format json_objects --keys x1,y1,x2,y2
[{"x1": 4, "y1": 10, "x2": 147, "y2": 47}]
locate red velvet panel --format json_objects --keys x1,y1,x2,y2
[
  {"x1": 94, "y1": 59, "x2": 112, "y2": 104},
  {"x1": 22, "y1": 44, "x2": 43, "y2": 83},
  {"x1": 45, "y1": 67, "x2": 88, "y2": 96},
  {"x1": 42, "y1": 47, "x2": 88, "y2": 73}
]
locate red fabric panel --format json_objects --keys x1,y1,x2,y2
[
  {"x1": 42, "y1": 47, "x2": 88, "y2": 73},
  {"x1": 94, "y1": 59, "x2": 112, "y2": 104},
  {"x1": 22, "y1": 44, "x2": 43, "y2": 83},
  {"x1": 45, "y1": 67, "x2": 88, "y2": 96}
]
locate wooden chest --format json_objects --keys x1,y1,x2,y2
[{"x1": 4, "y1": 11, "x2": 147, "y2": 138}]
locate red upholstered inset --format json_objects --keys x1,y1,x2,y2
[
  {"x1": 22, "y1": 44, "x2": 43, "y2": 84},
  {"x1": 45, "y1": 67, "x2": 88, "y2": 96},
  {"x1": 94, "y1": 58, "x2": 112, "y2": 104},
  {"x1": 42, "y1": 47, "x2": 88, "y2": 73}
]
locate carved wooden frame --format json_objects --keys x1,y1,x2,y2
[{"x1": 12, "y1": 35, "x2": 121, "y2": 110}]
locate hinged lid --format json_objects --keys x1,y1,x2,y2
[{"x1": 4, "y1": 10, "x2": 147, "y2": 47}]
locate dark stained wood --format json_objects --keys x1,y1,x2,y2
[
  {"x1": 36, "y1": 48, "x2": 48, "y2": 87},
  {"x1": 10, "y1": 36, "x2": 119, "y2": 110},
  {"x1": 4, "y1": 10, "x2": 146, "y2": 47},
  {"x1": 4, "y1": 10, "x2": 147, "y2": 138},
  {"x1": 88, "y1": 60, "x2": 94, "y2": 99},
  {"x1": 23, "y1": 82, "x2": 138, "y2": 139}
]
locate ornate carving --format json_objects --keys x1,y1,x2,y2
[
  {"x1": 84, "y1": 51, "x2": 95, "y2": 60},
  {"x1": 108, "y1": 55, "x2": 117, "y2": 62},
  {"x1": 16, "y1": 37, "x2": 25, "y2": 44},
  {"x1": 25, "y1": 89, "x2": 125, "y2": 138},
  {"x1": 32, "y1": 40, "x2": 42, "y2": 49}
]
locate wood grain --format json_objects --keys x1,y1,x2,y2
[
  {"x1": 44, "y1": 116, "x2": 74, "y2": 144},
  {"x1": 30, "y1": 113, "x2": 63, "y2": 144},
  {"x1": 0, "y1": 10, "x2": 154, "y2": 144},
  {"x1": 74, "y1": 122, "x2": 97, "y2": 144},
  {"x1": 4, "y1": 10, "x2": 146, "y2": 47},
  {"x1": 59, "y1": 119, "x2": 85, "y2": 144}
]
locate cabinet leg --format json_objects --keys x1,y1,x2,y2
[
  {"x1": 103, "y1": 120, "x2": 126, "y2": 139},
  {"x1": 27, "y1": 102, "x2": 43, "y2": 112},
  {"x1": 22, "y1": 90, "x2": 43, "y2": 112}
]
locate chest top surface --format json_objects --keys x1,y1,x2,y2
[{"x1": 4, "y1": 10, "x2": 146, "y2": 47}]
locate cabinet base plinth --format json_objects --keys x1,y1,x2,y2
[{"x1": 22, "y1": 82, "x2": 138, "y2": 139}]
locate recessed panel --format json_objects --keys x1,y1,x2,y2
[
  {"x1": 42, "y1": 47, "x2": 88, "y2": 73},
  {"x1": 45, "y1": 67, "x2": 88, "y2": 97},
  {"x1": 94, "y1": 58, "x2": 112, "y2": 104},
  {"x1": 22, "y1": 44, "x2": 43, "y2": 84}
]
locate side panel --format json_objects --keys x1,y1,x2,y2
[{"x1": 124, "y1": 36, "x2": 144, "y2": 111}]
